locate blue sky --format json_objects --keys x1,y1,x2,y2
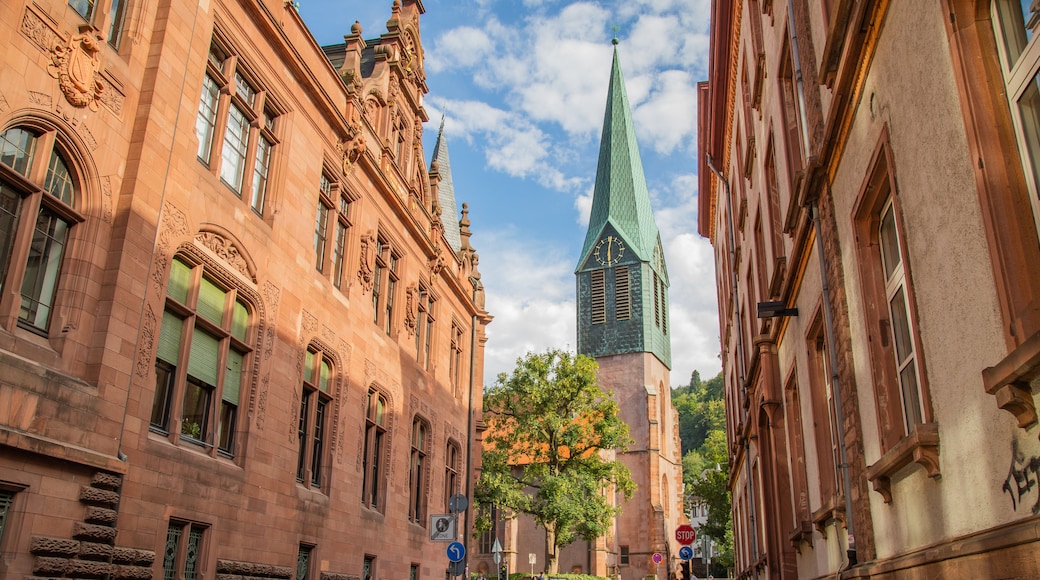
[{"x1": 298, "y1": 0, "x2": 720, "y2": 387}]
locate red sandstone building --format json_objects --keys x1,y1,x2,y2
[
  {"x1": 0, "y1": 0, "x2": 491, "y2": 578},
  {"x1": 699, "y1": 0, "x2": 1040, "y2": 578}
]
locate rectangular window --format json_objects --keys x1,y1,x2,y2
[
  {"x1": 852, "y1": 144, "x2": 931, "y2": 452},
  {"x1": 450, "y1": 323, "x2": 464, "y2": 393},
  {"x1": 297, "y1": 545, "x2": 313, "y2": 580},
  {"x1": 620, "y1": 546, "x2": 630, "y2": 565},
  {"x1": 196, "y1": 75, "x2": 220, "y2": 162},
  {"x1": 363, "y1": 556, "x2": 375, "y2": 580},
  {"x1": 372, "y1": 237, "x2": 399, "y2": 334},
  {"x1": 106, "y1": 0, "x2": 127, "y2": 48},
  {"x1": 590, "y1": 270, "x2": 605, "y2": 324},
  {"x1": 373, "y1": 238, "x2": 385, "y2": 324},
  {"x1": 779, "y1": 38, "x2": 807, "y2": 193},
  {"x1": 784, "y1": 372, "x2": 812, "y2": 527},
  {"x1": 162, "y1": 521, "x2": 206, "y2": 580},
  {"x1": 69, "y1": 0, "x2": 95, "y2": 20},
  {"x1": 653, "y1": 273, "x2": 661, "y2": 327},
  {"x1": 614, "y1": 266, "x2": 630, "y2": 321},
  {"x1": 251, "y1": 134, "x2": 272, "y2": 215},
  {"x1": 416, "y1": 285, "x2": 435, "y2": 368},
  {"x1": 0, "y1": 489, "x2": 13, "y2": 547},
  {"x1": 332, "y1": 194, "x2": 351, "y2": 289},
  {"x1": 478, "y1": 506, "x2": 498, "y2": 553},
  {"x1": 196, "y1": 39, "x2": 280, "y2": 216},
  {"x1": 386, "y1": 254, "x2": 398, "y2": 335},
  {"x1": 314, "y1": 200, "x2": 330, "y2": 272},
  {"x1": 807, "y1": 327, "x2": 840, "y2": 503},
  {"x1": 220, "y1": 104, "x2": 250, "y2": 193}
]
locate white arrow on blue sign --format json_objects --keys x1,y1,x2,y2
[
  {"x1": 447, "y1": 541, "x2": 466, "y2": 563},
  {"x1": 679, "y1": 546, "x2": 694, "y2": 561}
]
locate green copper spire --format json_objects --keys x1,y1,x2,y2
[{"x1": 577, "y1": 45, "x2": 661, "y2": 270}]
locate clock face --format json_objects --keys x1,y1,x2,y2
[{"x1": 593, "y1": 236, "x2": 625, "y2": 266}]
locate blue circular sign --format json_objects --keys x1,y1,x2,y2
[
  {"x1": 447, "y1": 541, "x2": 466, "y2": 563},
  {"x1": 679, "y1": 546, "x2": 694, "y2": 561}
]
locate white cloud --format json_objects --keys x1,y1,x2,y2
[{"x1": 426, "y1": 26, "x2": 494, "y2": 73}]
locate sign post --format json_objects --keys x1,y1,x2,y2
[{"x1": 528, "y1": 553, "x2": 536, "y2": 576}]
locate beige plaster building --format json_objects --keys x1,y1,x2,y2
[
  {"x1": 0, "y1": 0, "x2": 491, "y2": 578},
  {"x1": 698, "y1": 0, "x2": 1040, "y2": 578}
]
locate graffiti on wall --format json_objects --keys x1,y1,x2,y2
[{"x1": 1002, "y1": 438, "x2": 1040, "y2": 515}]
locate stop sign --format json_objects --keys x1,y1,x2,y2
[{"x1": 675, "y1": 524, "x2": 697, "y2": 545}]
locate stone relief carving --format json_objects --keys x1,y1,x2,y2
[
  {"x1": 48, "y1": 27, "x2": 106, "y2": 112},
  {"x1": 134, "y1": 304, "x2": 157, "y2": 378},
  {"x1": 195, "y1": 232, "x2": 252, "y2": 281},
  {"x1": 337, "y1": 119, "x2": 366, "y2": 176},
  {"x1": 404, "y1": 283, "x2": 418, "y2": 336},
  {"x1": 28, "y1": 91, "x2": 52, "y2": 107},
  {"x1": 21, "y1": 8, "x2": 60, "y2": 53},
  {"x1": 152, "y1": 203, "x2": 188, "y2": 298},
  {"x1": 100, "y1": 176, "x2": 113, "y2": 223},
  {"x1": 358, "y1": 231, "x2": 375, "y2": 292},
  {"x1": 0, "y1": 93, "x2": 9, "y2": 113}
]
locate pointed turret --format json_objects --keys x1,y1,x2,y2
[
  {"x1": 577, "y1": 43, "x2": 662, "y2": 270},
  {"x1": 431, "y1": 116, "x2": 462, "y2": 253},
  {"x1": 575, "y1": 41, "x2": 670, "y2": 368}
]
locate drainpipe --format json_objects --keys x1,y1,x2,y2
[
  {"x1": 809, "y1": 201, "x2": 856, "y2": 571},
  {"x1": 787, "y1": 1, "x2": 812, "y2": 161},
  {"x1": 706, "y1": 154, "x2": 760, "y2": 580},
  {"x1": 465, "y1": 280, "x2": 480, "y2": 573}
]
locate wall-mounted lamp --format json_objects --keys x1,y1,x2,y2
[{"x1": 757, "y1": 301, "x2": 798, "y2": 319}]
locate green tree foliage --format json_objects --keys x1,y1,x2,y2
[
  {"x1": 673, "y1": 370, "x2": 734, "y2": 572},
  {"x1": 475, "y1": 349, "x2": 635, "y2": 574}
]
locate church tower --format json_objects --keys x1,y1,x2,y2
[{"x1": 576, "y1": 40, "x2": 685, "y2": 580}]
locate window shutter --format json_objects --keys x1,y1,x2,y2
[
  {"x1": 591, "y1": 270, "x2": 606, "y2": 324},
  {"x1": 157, "y1": 311, "x2": 184, "y2": 364},
  {"x1": 187, "y1": 330, "x2": 220, "y2": 386},
  {"x1": 305, "y1": 350, "x2": 315, "y2": 384},
  {"x1": 319, "y1": 358, "x2": 331, "y2": 393},
  {"x1": 615, "y1": 266, "x2": 630, "y2": 321},
  {"x1": 224, "y1": 349, "x2": 243, "y2": 404},
  {"x1": 197, "y1": 277, "x2": 226, "y2": 325},
  {"x1": 167, "y1": 259, "x2": 191, "y2": 303},
  {"x1": 231, "y1": 300, "x2": 249, "y2": 341}
]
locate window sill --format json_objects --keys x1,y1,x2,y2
[
  {"x1": 982, "y1": 328, "x2": 1040, "y2": 428},
  {"x1": 788, "y1": 520, "x2": 813, "y2": 549},
  {"x1": 865, "y1": 422, "x2": 940, "y2": 503},
  {"x1": 810, "y1": 495, "x2": 845, "y2": 538}
]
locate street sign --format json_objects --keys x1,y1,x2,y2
[
  {"x1": 492, "y1": 537, "x2": 502, "y2": 565},
  {"x1": 447, "y1": 541, "x2": 466, "y2": 563},
  {"x1": 449, "y1": 493, "x2": 469, "y2": 514},
  {"x1": 528, "y1": 553, "x2": 536, "y2": 565},
  {"x1": 652, "y1": 553, "x2": 663, "y2": 565},
  {"x1": 430, "y1": 514, "x2": 456, "y2": 541},
  {"x1": 679, "y1": 546, "x2": 694, "y2": 561},
  {"x1": 675, "y1": 524, "x2": 697, "y2": 545},
  {"x1": 449, "y1": 560, "x2": 466, "y2": 577}
]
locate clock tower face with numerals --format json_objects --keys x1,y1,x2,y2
[{"x1": 593, "y1": 235, "x2": 625, "y2": 266}]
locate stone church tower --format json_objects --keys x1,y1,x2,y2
[{"x1": 575, "y1": 40, "x2": 686, "y2": 580}]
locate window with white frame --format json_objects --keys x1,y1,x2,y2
[
  {"x1": 992, "y1": 0, "x2": 1040, "y2": 235},
  {"x1": 0, "y1": 125, "x2": 84, "y2": 335},
  {"x1": 194, "y1": 39, "x2": 280, "y2": 216}
]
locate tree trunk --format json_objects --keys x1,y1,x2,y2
[{"x1": 545, "y1": 522, "x2": 560, "y2": 574}]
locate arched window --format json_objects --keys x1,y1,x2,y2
[
  {"x1": 408, "y1": 417, "x2": 429, "y2": 524},
  {"x1": 444, "y1": 439, "x2": 460, "y2": 509},
  {"x1": 151, "y1": 256, "x2": 253, "y2": 458},
  {"x1": 362, "y1": 388, "x2": 389, "y2": 511},
  {"x1": 0, "y1": 125, "x2": 85, "y2": 335},
  {"x1": 297, "y1": 344, "x2": 334, "y2": 491}
]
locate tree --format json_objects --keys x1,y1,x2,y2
[{"x1": 474, "y1": 349, "x2": 635, "y2": 574}]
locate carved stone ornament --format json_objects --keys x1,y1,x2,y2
[
  {"x1": 337, "y1": 120, "x2": 367, "y2": 176},
  {"x1": 358, "y1": 231, "x2": 375, "y2": 292},
  {"x1": 48, "y1": 26, "x2": 105, "y2": 112},
  {"x1": 195, "y1": 232, "x2": 253, "y2": 281},
  {"x1": 428, "y1": 249, "x2": 446, "y2": 282},
  {"x1": 404, "y1": 283, "x2": 418, "y2": 336}
]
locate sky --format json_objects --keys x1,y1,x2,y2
[{"x1": 298, "y1": 0, "x2": 721, "y2": 388}]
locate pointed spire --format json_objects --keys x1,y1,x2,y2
[
  {"x1": 431, "y1": 116, "x2": 462, "y2": 253},
  {"x1": 578, "y1": 43, "x2": 661, "y2": 269}
]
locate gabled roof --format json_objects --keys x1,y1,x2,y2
[
  {"x1": 431, "y1": 117, "x2": 462, "y2": 253},
  {"x1": 577, "y1": 43, "x2": 661, "y2": 270}
]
